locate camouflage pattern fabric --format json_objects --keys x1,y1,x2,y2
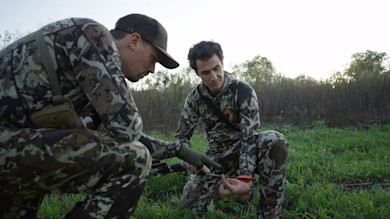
[
  {"x1": 176, "y1": 72, "x2": 289, "y2": 218},
  {"x1": 0, "y1": 18, "x2": 178, "y2": 218},
  {"x1": 0, "y1": 128, "x2": 151, "y2": 218}
]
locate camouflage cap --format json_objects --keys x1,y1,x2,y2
[{"x1": 115, "y1": 14, "x2": 179, "y2": 69}]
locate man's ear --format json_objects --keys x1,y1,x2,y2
[{"x1": 128, "y1": 33, "x2": 141, "y2": 50}]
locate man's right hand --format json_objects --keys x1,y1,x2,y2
[{"x1": 177, "y1": 146, "x2": 224, "y2": 171}]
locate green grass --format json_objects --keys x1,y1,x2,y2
[
  {"x1": 39, "y1": 194, "x2": 84, "y2": 218},
  {"x1": 39, "y1": 123, "x2": 390, "y2": 218}
]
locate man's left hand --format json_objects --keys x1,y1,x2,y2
[{"x1": 218, "y1": 174, "x2": 252, "y2": 203}]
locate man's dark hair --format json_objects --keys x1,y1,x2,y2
[{"x1": 188, "y1": 41, "x2": 224, "y2": 73}]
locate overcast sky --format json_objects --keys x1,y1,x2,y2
[{"x1": 1, "y1": 0, "x2": 389, "y2": 81}]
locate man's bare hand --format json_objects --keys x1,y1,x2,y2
[{"x1": 218, "y1": 174, "x2": 251, "y2": 203}]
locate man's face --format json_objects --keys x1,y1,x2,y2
[
  {"x1": 196, "y1": 54, "x2": 225, "y2": 95},
  {"x1": 122, "y1": 38, "x2": 160, "y2": 82}
]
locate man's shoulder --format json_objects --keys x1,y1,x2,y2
[
  {"x1": 226, "y1": 73, "x2": 254, "y2": 94},
  {"x1": 224, "y1": 73, "x2": 256, "y2": 106},
  {"x1": 44, "y1": 18, "x2": 104, "y2": 33},
  {"x1": 188, "y1": 85, "x2": 202, "y2": 100},
  {"x1": 71, "y1": 18, "x2": 103, "y2": 27}
]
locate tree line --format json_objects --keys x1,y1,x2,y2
[
  {"x1": 133, "y1": 50, "x2": 390, "y2": 132},
  {"x1": 2, "y1": 31, "x2": 388, "y2": 132}
]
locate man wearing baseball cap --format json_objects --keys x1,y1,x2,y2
[{"x1": 0, "y1": 13, "x2": 222, "y2": 218}]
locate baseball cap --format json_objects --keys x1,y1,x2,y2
[{"x1": 115, "y1": 14, "x2": 179, "y2": 69}]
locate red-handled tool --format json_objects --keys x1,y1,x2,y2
[{"x1": 207, "y1": 173, "x2": 253, "y2": 183}]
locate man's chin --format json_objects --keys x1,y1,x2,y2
[
  {"x1": 128, "y1": 73, "x2": 148, "y2": 82},
  {"x1": 130, "y1": 75, "x2": 145, "y2": 82},
  {"x1": 128, "y1": 77, "x2": 140, "y2": 82}
]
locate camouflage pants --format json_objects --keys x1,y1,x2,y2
[
  {"x1": 0, "y1": 127, "x2": 151, "y2": 219},
  {"x1": 182, "y1": 130, "x2": 289, "y2": 218}
]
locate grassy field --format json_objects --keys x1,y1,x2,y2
[{"x1": 39, "y1": 122, "x2": 390, "y2": 218}]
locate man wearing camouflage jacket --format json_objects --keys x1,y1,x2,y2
[
  {"x1": 0, "y1": 14, "x2": 221, "y2": 218},
  {"x1": 176, "y1": 41, "x2": 289, "y2": 219}
]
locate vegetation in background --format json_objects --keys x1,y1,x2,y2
[
  {"x1": 2, "y1": 30, "x2": 389, "y2": 132},
  {"x1": 39, "y1": 123, "x2": 390, "y2": 218},
  {"x1": 0, "y1": 30, "x2": 23, "y2": 49},
  {"x1": 133, "y1": 50, "x2": 390, "y2": 133}
]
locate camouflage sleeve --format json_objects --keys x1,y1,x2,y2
[
  {"x1": 236, "y1": 81, "x2": 260, "y2": 176},
  {"x1": 72, "y1": 19, "x2": 142, "y2": 142},
  {"x1": 138, "y1": 134, "x2": 181, "y2": 160},
  {"x1": 174, "y1": 89, "x2": 200, "y2": 148}
]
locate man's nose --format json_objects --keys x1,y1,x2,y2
[{"x1": 210, "y1": 71, "x2": 218, "y2": 80}]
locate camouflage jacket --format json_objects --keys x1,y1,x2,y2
[
  {"x1": 175, "y1": 72, "x2": 260, "y2": 176},
  {"x1": 0, "y1": 18, "x2": 175, "y2": 159}
]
